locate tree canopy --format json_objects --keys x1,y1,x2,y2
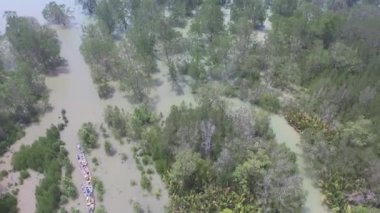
[{"x1": 42, "y1": 1, "x2": 73, "y2": 26}]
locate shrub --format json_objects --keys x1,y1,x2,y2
[
  {"x1": 121, "y1": 153, "x2": 128, "y2": 161},
  {"x1": 140, "y1": 175, "x2": 152, "y2": 192},
  {"x1": 0, "y1": 193, "x2": 17, "y2": 213},
  {"x1": 0, "y1": 170, "x2": 9, "y2": 180},
  {"x1": 104, "y1": 140, "x2": 115, "y2": 156},
  {"x1": 62, "y1": 177, "x2": 77, "y2": 199},
  {"x1": 130, "y1": 105, "x2": 158, "y2": 139},
  {"x1": 142, "y1": 156, "x2": 149, "y2": 165},
  {"x1": 95, "y1": 205, "x2": 107, "y2": 213},
  {"x1": 78, "y1": 122, "x2": 98, "y2": 151},
  {"x1": 154, "y1": 188, "x2": 162, "y2": 199},
  {"x1": 19, "y1": 170, "x2": 30, "y2": 179},
  {"x1": 97, "y1": 83, "x2": 114, "y2": 99},
  {"x1": 104, "y1": 106, "x2": 128, "y2": 138},
  {"x1": 92, "y1": 157, "x2": 99, "y2": 166},
  {"x1": 133, "y1": 202, "x2": 144, "y2": 213},
  {"x1": 146, "y1": 168, "x2": 154, "y2": 175},
  {"x1": 255, "y1": 92, "x2": 280, "y2": 113},
  {"x1": 92, "y1": 177, "x2": 105, "y2": 201}
]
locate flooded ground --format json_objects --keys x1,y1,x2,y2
[
  {"x1": 0, "y1": 1, "x2": 171, "y2": 212},
  {"x1": 270, "y1": 115, "x2": 329, "y2": 213},
  {"x1": 0, "y1": 1, "x2": 327, "y2": 213}
]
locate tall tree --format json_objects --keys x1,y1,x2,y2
[
  {"x1": 272, "y1": 0, "x2": 298, "y2": 17},
  {"x1": 191, "y1": 0, "x2": 224, "y2": 42},
  {"x1": 77, "y1": 0, "x2": 97, "y2": 15},
  {"x1": 42, "y1": 1, "x2": 73, "y2": 26},
  {"x1": 232, "y1": 0, "x2": 266, "y2": 28},
  {"x1": 6, "y1": 16, "x2": 63, "y2": 74}
]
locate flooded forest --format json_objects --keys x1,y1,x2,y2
[{"x1": 0, "y1": 0, "x2": 379, "y2": 213}]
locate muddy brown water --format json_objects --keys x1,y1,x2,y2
[{"x1": 0, "y1": 2, "x2": 327, "y2": 212}]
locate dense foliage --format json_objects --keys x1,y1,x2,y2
[
  {"x1": 12, "y1": 126, "x2": 75, "y2": 213},
  {"x1": 267, "y1": 0, "x2": 380, "y2": 211},
  {"x1": 5, "y1": 15, "x2": 64, "y2": 74},
  {"x1": 42, "y1": 1, "x2": 72, "y2": 26},
  {"x1": 0, "y1": 193, "x2": 18, "y2": 213},
  {"x1": 79, "y1": 0, "x2": 380, "y2": 211},
  {"x1": 78, "y1": 122, "x2": 99, "y2": 151},
  {"x1": 0, "y1": 14, "x2": 63, "y2": 156},
  {"x1": 104, "y1": 105, "x2": 128, "y2": 138},
  {"x1": 131, "y1": 86, "x2": 305, "y2": 212}
]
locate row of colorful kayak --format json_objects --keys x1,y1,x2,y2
[{"x1": 77, "y1": 144, "x2": 95, "y2": 212}]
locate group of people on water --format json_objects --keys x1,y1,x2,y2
[{"x1": 77, "y1": 144, "x2": 95, "y2": 212}]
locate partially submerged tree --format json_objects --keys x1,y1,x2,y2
[
  {"x1": 42, "y1": 1, "x2": 73, "y2": 26},
  {"x1": 77, "y1": 0, "x2": 97, "y2": 15},
  {"x1": 5, "y1": 15, "x2": 64, "y2": 74}
]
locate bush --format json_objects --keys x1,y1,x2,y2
[
  {"x1": 97, "y1": 83, "x2": 114, "y2": 99},
  {"x1": 104, "y1": 106, "x2": 128, "y2": 138},
  {"x1": 104, "y1": 140, "x2": 115, "y2": 156},
  {"x1": 12, "y1": 126, "x2": 67, "y2": 213},
  {"x1": 92, "y1": 177, "x2": 105, "y2": 201},
  {"x1": 146, "y1": 168, "x2": 154, "y2": 175},
  {"x1": 121, "y1": 153, "x2": 128, "y2": 161},
  {"x1": 255, "y1": 92, "x2": 280, "y2": 113},
  {"x1": 0, "y1": 170, "x2": 9, "y2": 180},
  {"x1": 140, "y1": 175, "x2": 152, "y2": 192},
  {"x1": 131, "y1": 105, "x2": 158, "y2": 139},
  {"x1": 133, "y1": 201, "x2": 144, "y2": 213},
  {"x1": 42, "y1": 2, "x2": 72, "y2": 26},
  {"x1": 0, "y1": 193, "x2": 18, "y2": 213},
  {"x1": 154, "y1": 189, "x2": 162, "y2": 199},
  {"x1": 19, "y1": 170, "x2": 30, "y2": 179},
  {"x1": 95, "y1": 205, "x2": 107, "y2": 213},
  {"x1": 92, "y1": 157, "x2": 99, "y2": 166},
  {"x1": 78, "y1": 122, "x2": 98, "y2": 151},
  {"x1": 62, "y1": 177, "x2": 77, "y2": 199},
  {"x1": 142, "y1": 156, "x2": 149, "y2": 165}
]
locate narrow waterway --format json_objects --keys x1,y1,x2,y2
[
  {"x1": 0, "y1": 2, "x2": 328, "y2": 212},
  {"x1": 0, "y1": 1, "x2": 170, "y2": 212},
  {"x1": 270, "y1": 115, "x2": 328, "y2": 213}
]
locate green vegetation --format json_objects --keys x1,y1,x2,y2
[
  {"x1": 5, "y1": 15, "x2": 64, "y2": 74},
  {"x1": 0, "y1": 193, "x2": 18, "y2": 213},
  {"x1": 232, "y1": 0, "x2": 266, "y2": 28},
  {"x1": 6, "y1": 0, "x2": 374, "y2": 211},
  {"x1": 77, "y1": 0, "x2": 97, "y2": 14},
  {"x1": 0, "y1": 13, "x2": 64, "y2": 156},
  {"x1": 92, "y1": 177, "x2": 105, "y2": 201},
  {"x1": 140, "y1": 175, "x2": 152, "y2": 192},
  {"x1": 19, "y1": 169, "x2": 30, "y2": 180},
  {"x1": 104, "y1": 140, "x2": 115, "y2": 156},
  {"x1": 61, "y1": 177, "x2": 78, "y2": 199},
  {"x1": 92, "y1": 157, "x2": 99, "y2": 166},
  {"x1": 0, "y1": 170, "x2": 9, "y2": 181},
  {"x1": 132, "y1": 202, "x2": 144, "y2": 213},
  {"x1": 128, "y1": 86, "x2": 304, "y2": 212},
  {"x1": 266, "y1": 0, "x2": 380, "y2": 210},
  {"x1": 78, "y1": 122, "x2": 98, "y2": 151},
  {"x1": 42, "y1": 1, "x2": 72, "y2": 26},
  {"x1": 130, "y1": 104, "x2": 158, "y2": 139},
  {"x1": 12, "y1": 126, "x2": 74, "y2": 213},
  {"x1": 121, "y1": 153, "x2": 128, "y2": 161},
  {"x1": 104, "y1": 105, "x2": 128, "y2": 138},
  {"x1": 95, "y1": 205, "x2": 107, "y2": 213}
]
